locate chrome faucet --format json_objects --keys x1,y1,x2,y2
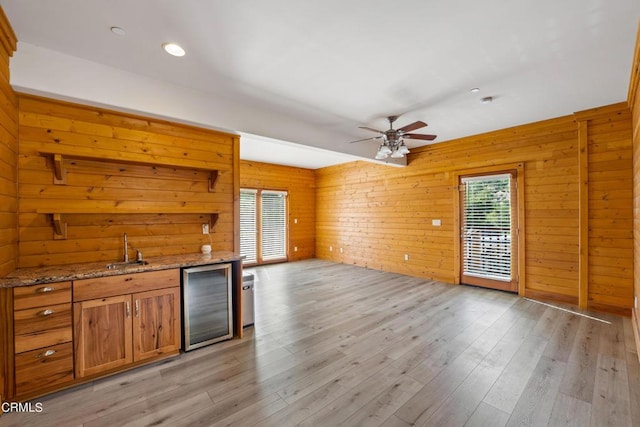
[{"x1": 123, "y1": 233, "x2": 129, "y2": 262}]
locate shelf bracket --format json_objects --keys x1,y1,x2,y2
[
  {"x1": 53, "y1": 154, "x2": 67, "y2": 184},
  {"x1": 52, "y1": 213, "x2": 67, "y2": 240},
  {"x1": 208, "y1": 170, "x2": 219, "y2": 192}
]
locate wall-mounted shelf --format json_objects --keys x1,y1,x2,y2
[
  {"x1": 39, "y1": 150, "x2": 224, "y2": 192},
  {"x1": 38, "y1": 212, "x2": 219, "y2": 240}
]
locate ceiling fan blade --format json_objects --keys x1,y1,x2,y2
[
  {"x1": 404, "y1": 133, "x2": 437, "y2": 141},
  {"x1": 358, "y1": 126, "x2": 385, "y2": 134},
  {"x1": 397, "y1": 121, "x2": 427, "y2": 133},
  {"x1": 348, "y1": 136, "x2": 383, "y2": 143}
]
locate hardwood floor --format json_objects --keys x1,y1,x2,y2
[{"x1": 2, "y1": 259, "x2": 640, "y2": 426}]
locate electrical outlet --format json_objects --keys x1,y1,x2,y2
[
  {"x1": 404, "y1": 254, "x2": 409, "y2": 261},
  {"x1": 340, "y1": 247, "x2": 343, "y2": 253},
  {"x1": 329, "y1": 246, "x2": 333, "y2": 252},
  {"x1": 294, "y1": 218, "x2": 298, "y2": 224},
  {"x1": 294, "y1": 246, "x2": 298, "y2": 252},
  {"x1": 202, "y1": 223, "x2": 209, "y2": 234},
  {"x1": 432, "y1": 219, "x2": 442, "y2": 226}
]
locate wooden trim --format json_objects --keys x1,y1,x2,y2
[
  {"x1": 453, "y1": 163, "x2": 525, "y2": 292},
  {"x1": 577, "y1": 120, "x2": 589, "y2": 310},
  {"x1": 524, "y1": 288, "x2": 579, "y2": 307},
  {"x1": 573, "y1": 102, "x2": 630, "y2": 121},
  {"x1": 0, "y1": 288, "x2": 15, "y2": 402},
  {"x1": 628, "y1": 20, "x2": 640, "y2": 108},
  {"x1": 633, "y1": 309, "x2": 640, "y2": 364},
  {"x1": 515, "y1": 163, "x2": 526, "y2": 297},
  {"x1": 452, "y1": 176, "x2": 461, "y2": 284},
  {"x1": 233, "y1": 136, "x2": 240, "y2": 253}
]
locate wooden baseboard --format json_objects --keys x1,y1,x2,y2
[
  {"x1": 588, "y1": 301, "x2": 632, "y2": 317},
  {"x1": 633, "y1": 308, "x2": 640, "y2": 364},
  {"x1": 523, "y1": 289, "x2": 579, "y2": 307}
]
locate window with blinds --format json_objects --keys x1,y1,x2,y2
[
  {"x1": 239, "y1": 189, "x2": 257, "y2": 264},
  {"x1": 261, "y1": 191, "x2": 287, "y2": 261},
  {"x1": 239, "y1": 188, "x2": 288, "y2": 265},
  {"x1": 461, "y1": 174, "x2": 512, "y2": 281}
]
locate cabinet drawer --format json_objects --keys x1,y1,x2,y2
[
  {"x1": 13, "y1": 281, "x2": 72, "y2": 310},
  {"x1": 73, "y1": 269, "x2": 180, "y2": 301},
  {"x1": 15, "y1": 342, "x2": 74, "y2": 396},
  {"x1": 14, "y1": 303, "x2": 73, "y2": 353}
]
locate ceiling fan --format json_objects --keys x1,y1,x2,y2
[{"x1": 350, "y1": 115, "x2": 437, "y2": 159}]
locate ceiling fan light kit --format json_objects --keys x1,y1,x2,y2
[{"x1": 351, "y1": 115, "x2": 437, "y2": 160}]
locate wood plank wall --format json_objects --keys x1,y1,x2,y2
[
  {"x1": 630, "y1": 23, "x2": 640, "y2": 354},
  {"x1": 239, "y1": 160, "x2": 315, "y2": 261},
  {"x1": 0, "y1": 7, "x2": 17, "y2": 276},
  {"x1": 17, "y1": 95, "x2": 238, "y2": 267},
  {"x1": 316, "y1": 104, "x2": 633, "y2": 314},
  {"x1": 0, "y1": 5, "x2": 16, "y2": 410}
]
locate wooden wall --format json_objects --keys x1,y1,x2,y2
[
  {"x1": 0, "y1": 5, "x2": 16, "y2": 410},
  {"x1": 17, "y1": 95, "x2": 239, "y2": 267},
  {"x1": 630, "y1": 23, "x2": 640, "y2": 352},
  {"x1": 0, "y1": 8, "x2": 17, "y2": 276},
  {"x1": 239, "y1": 160, "x2": 315, "y2": 261},
  {"x1": 316, "y1": 104, "x2": 633, "y2": 314}
]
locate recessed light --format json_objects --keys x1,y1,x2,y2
[
  {"x1": 110, "y1": 26, "x2": 126, "y2": 36},
  {"x1": 162, "y1": 43, "x2": 186, "y2": 57},
  {"x1": 480, "y1": 96, "x2": 493, "y2": 104},
  {"x1": 470, "y1": 87, "x2": 480, "y2": 93}
]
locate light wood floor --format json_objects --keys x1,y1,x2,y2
[{"x1": 3, "y1": 259, "x2": 640, "y2": 426}]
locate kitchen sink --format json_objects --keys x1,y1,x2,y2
[{"x1": 105, "y1": 260, "x2": 149, "y2": 270}]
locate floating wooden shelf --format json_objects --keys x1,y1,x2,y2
[
  {"x1": 39, "y1": 150, "x2": 224, "y2": 192},
  {"x1": 39, "y1": 212, "x2": 219, "y2": 240}
]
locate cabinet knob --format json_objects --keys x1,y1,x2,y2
[
  {"x1": 36, "y1": 349, "x2": 56, "y2": 358},
  {"x1": 36, "y1": 286, "x2": 55, "y2": 293},
  {"x1": 38, "y1": 309, "x2": 54, "y2": 316}
]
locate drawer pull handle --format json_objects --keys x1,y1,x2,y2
[
  {"x1": 38, "y1": 309, "x2": 54, "y2": 316},
  {"x1": 135, "y1": 300, "x2": 139, "y2": 317},
  {"x1": 36, "y1": 286, "x2": 55, "y2": 293},
  {"x1": 37, "y1": 349, "x2": 56, "y2": 358},
  {"x1": 126, "y1": 301, "x2": 131, "y2": 318}
]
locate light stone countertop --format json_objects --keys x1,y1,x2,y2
[{"x1": 0, "y1": 251, "x2": 242, "y2": 287}]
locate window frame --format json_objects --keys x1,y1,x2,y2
[{"x1": 239, "y1": 188, "x2": 289, "y2": 266}]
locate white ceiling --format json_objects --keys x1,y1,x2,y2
[{"x1": 1, "y1": 0, "x2": 639, "y2": 169}]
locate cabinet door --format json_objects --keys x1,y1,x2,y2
[
  {"x1": 133, "y1": 287, "x2": 181, "y2": 361},
  {"x1": 74, "y1": 295, "x2": 133, "y2": 378}
]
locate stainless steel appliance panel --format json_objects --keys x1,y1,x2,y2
[{"x1": 182, "y1": 263, "x2": 233, "y2": 351}]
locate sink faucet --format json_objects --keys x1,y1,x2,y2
[{"x1": 123, "y1": 233, "x2": 129, "y2": 262}]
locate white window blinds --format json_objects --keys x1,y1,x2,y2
[
  {"x1": 261, "y1": 191, "x2": 287, "y2": 262},
  {"x1": 461, "y1": 174, "x2": 512, "y2": 281},
  {"x1": 239, "y1": 189, "x2": 257, "y2": 264},
  {"x1": 239, "y1": 188, "x2": 288, "y2": 265}
]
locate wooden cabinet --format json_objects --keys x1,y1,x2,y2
[
  {"x1": 74, "y1": 295, "x2": 133, "y2": 378},
  {"x1": 73, "y1": 270, "x2": 181, "y2": 378},
  {"x1": 12, "y1": 282, "x2": 74, "y2": 396},
  {"x1": 133, "y1": 288, "x2": 181, "y2": 361}
]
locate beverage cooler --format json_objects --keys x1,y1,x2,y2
[{"x1": 182, "y1": 263, "x2": 233, "y2": 351}]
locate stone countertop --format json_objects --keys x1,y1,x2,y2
[{"x1": 0, "y1": 251, "x2": 242, "y2": 287}]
